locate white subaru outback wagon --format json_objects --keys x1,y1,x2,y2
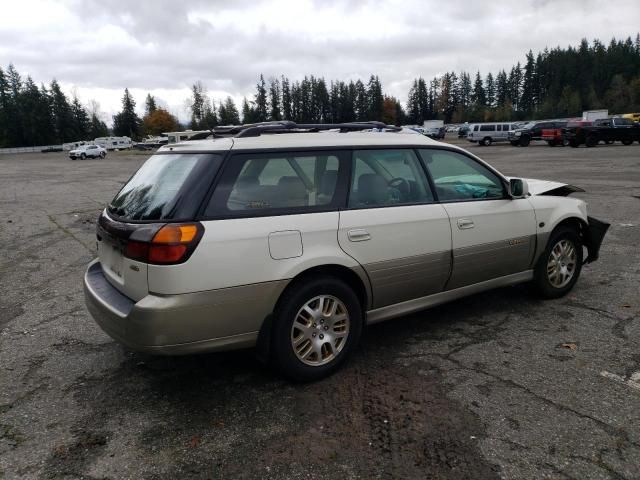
[{"x1": 84, "y1": 121, "x2": 609, "y2": 381}]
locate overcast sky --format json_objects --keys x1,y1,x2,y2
[{"x1": 1, "y1": 0, "x2": 639, "y2": 124}]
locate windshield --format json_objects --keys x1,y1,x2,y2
[{"x1": 108, "y1": 153, "x2": 222, "y2": 221}]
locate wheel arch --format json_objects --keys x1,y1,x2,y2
[{"x1": 255, "y1": 263, "x2": 371, "y2": 363}]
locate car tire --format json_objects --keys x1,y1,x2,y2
[
  {"x1": 80, "y1": 153, "x2": 86, "y2": 160},
  {"x1": 621, "y1": 139, "x2": 633, "y2": 146},
  {"x1": 562, "y1": 138, "x2": 570, "y2": 147},
  {"x1": 519, "y1": 136, "x2": 530, "y2": 147},
  {"x1": 547, "y1": 140, "x2": 556, "y2": 147},
  {"x1": 585, "y1": 135, "x2": 598, "y2": 148},
  {"x1": 569, "y1": 139, "x2": 579, "y2": 148},
  {"x1": 533, "y1": 226, "x2": 583, "y2": 299},
  {"x1": 482, "y1": 137, "x2": 492, "y2": 146},
  {"x1": 271, "y1": 275, "x2": 363, "y2": 382},
  {"x1": 100, "y1": 152, "x2": 106, "y2": 158},
  {"x1": 510, "y1": 141, "x2": 519, "y2": 146}
]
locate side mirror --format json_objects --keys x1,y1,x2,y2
[{"x1": 509, "y1": 178, "x2": 529, "y2": 199}]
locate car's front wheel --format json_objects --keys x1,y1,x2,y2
[
  {"x1": 272, "y1": 276, "x2": 362, "y2": 381},
  {"x1": 100, "y1": 152, "x2": 106, "y2": 158},
  {"x1": 533, "y1": 227, "x2": 583, "y2": 298},
  {"x1": 80, "y1": 153, "x2": 86, "y2": 160}
]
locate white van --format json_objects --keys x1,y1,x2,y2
[{"x1": 467, "y1": 123, "x2": 517, "y2": 146}]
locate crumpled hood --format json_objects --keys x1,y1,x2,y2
[{"x1": 509, "y1": 177, "x2": 585, "y2": 196}]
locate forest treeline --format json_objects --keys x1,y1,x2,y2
[{"x1": 1, "y1": 34, "x2": 640, "y2": 147}]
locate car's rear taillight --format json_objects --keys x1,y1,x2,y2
[{"x1": 124, "y1": 223, "x2": 203, "y2": 265}]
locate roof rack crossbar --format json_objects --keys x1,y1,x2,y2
[{"x1": 208, "y1": 121, "x2": 401, "y2": 138}]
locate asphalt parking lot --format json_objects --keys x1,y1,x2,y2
[{"x1": 1, "y1": 138, "x2": 639, "y2": 480}]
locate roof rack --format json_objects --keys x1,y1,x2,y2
[{"x1": 188, "y1": 121, "x2": 402, "y2": 140}]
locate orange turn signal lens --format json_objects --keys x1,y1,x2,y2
[{"x1": 152, "y1": 224, "x2": 199, "y2": 244}]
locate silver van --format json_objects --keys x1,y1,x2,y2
[{"x1": 467, "y1": 123, "x2": 517, "y2": 146}]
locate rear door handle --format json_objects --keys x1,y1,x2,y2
[
  {"x1": 457, "y1": 218, "x2": 475, "y2": 229},
  {"x1": 348, "y1": 229, "x2": 371, "y2": 242}
]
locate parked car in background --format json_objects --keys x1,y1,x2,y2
[
  {"x1": 564, "y1": 117, "x2": 640, "y2": 147},
  {"x1": 509, "y1": 120, "x2": 567, "y2": 147},
  {"x1": 69, "y1": 144, "x2": 106, "y2": 160},
  {"x1": 83, "y1": 120, "x2": 608, "y2": 381},
  {"x1": 541, "y1": 128, "x2": 569, "y2": 147},
  {"x1": 467, "y1": 122, "x2": 518, "y2": 146},
  {"x1": 458, "y1": 124, "x2": 470, "y2": 138}
]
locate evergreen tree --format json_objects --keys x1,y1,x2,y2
[
  {"x1": 241, "y1": 97, "x2": 255, "y2": 123},
  {"x1": 268, "y1": 78, "x2": 282, "y2": 121},
  {"x1": 50, "y1": 79, "x2": 75, "y2": 143},
  {"x1": 112, "y1": 88, "x2": 141, "y2": 139},
  {"x1": 281, "y1": 76, "x2": 292, "y2": 120},
  {"x1": 71, "y1": 94, "x2": 90, "y2": 140},
  {"x1": 354, "y1": 80, "x2": 368, "y2": 121},
  {"x1": 520, "y1": 51, "x2": 536, "y2": 114},
  {"x1": 254, "y1": 74, "x2": 268, "y2": 122},
  {"x1": 189, "y1": 81, "x2": 206, "y2": 129},
  {"x1": 202, "y1": 100, "x2": 218, "y2": 128},
  {"x1": 367, "y1": 75, "x2": 384, "y2": 121},
  {"x1": 144, "y1": 94, "x2": 157, "y2": 117},
  {"x1": 219, "y1": 96, "x2": 240, "y2": 125},
  {"x1": 471, "y1": 71, "x2": 486, "y2": 112},
  {"x1": 485, "y1": 72, "x2": 496, "y2": 109}
]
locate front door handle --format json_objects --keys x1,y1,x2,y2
[
  {"x1": 348, "y1": 229, "x2": 371, "y2": 242},
  {"x1": 457, "y1": 218, "x2": 475, "y2": 229}
]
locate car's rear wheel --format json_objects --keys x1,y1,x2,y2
[
  {"x1": 533, "y1": 227, "x2": 583, "y2": 299},
  {"x1": 585, "y1": 135, "x2": 598, "y2": 147},
  {"x1": 272, "y1": 276, "x2": 362, "y2": 381},
  {"x1": 80, "y1": 153, "x2": 86, "y2": 160},
  {"x1": 100, "y1": 152, "x2": 106, "y2": 158},
  {"x1": 569, "y1": 139, "x2": 579, "y2": 148},
  {"x1": 482, "y1": 137, "x2": 492, "y2": 146},
  {"x1": 519, "y1": 136, "x2": 530, "y2": 147},
  {"x1": 622, "y1": 139, "x2": 633, "y2": 146}
]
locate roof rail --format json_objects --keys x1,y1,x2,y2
[{"x1": 201, "y1": 121, "x2": 401, "y2": 138}]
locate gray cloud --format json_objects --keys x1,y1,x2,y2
[{"x1": 1, "y1": 0, "x2": 638, "y2": 121}]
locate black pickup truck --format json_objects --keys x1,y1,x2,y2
[
  {"x1": 563, "y1": 117, "x2": 640, "y2": 147},
  {"x1": 508, "y1": 120, "x2": 567, "y2": 147}
]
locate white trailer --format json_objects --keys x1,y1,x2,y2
[
  {"x1": 94, "y1": 136, "x2": 132, "y2": 150},
  {"x1": 62, "y1": 141, "x2": 88, "y2": 151},
  {"x1": 582, "y1": 110, "x2": 608, "y2": 122}
]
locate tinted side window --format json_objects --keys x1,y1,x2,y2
[
  {"x1": 348, "y1": 149, "x2": 434, "y2": 208},
  {"x1": 473, "y1": 125, "x2": 479, "y2": 131},
  {"x1": 206, "y1": 151, "x2": 346, "y2": 216},
  {"x1": 503, "y1": 124, "x2": 511, "y2": 131},
  {"x1": 480, "y1": 124, "x2": 494, "y2": 132},
  {"x1": 419, "y1": 149, "x2": 505, "y2": 202}
]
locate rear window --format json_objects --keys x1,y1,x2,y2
[{"x1": 109, "y1": 153, "x2": 222, "y2": 221}]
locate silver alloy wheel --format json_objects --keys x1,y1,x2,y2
[
  {"x1": 290, "y1": 295, "x2": 350, "y2": 367},
  {"x1": 547, "y1": 239, "x2": 578, "y2": 288}
]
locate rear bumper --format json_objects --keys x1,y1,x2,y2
[
  {"x1": 584, "y1": 216, "x2": 610, "y2": 263},
  {"x1": 83, "y1": 259, "x2": 287, "y2": 355}
]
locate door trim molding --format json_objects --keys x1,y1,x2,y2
[{"x1": 366, "y1": 270, "x2": 533, "y2": 325}]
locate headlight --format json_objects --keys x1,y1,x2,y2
[{"x1": 515, "y1": 131, "x2": 521, "y2": 137}]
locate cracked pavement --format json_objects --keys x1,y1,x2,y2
[{"x1": 0, "y1": 140, "x2": 639, "y2": 479}]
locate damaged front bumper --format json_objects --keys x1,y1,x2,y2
[{"x1": 584, "y1": 216, "x2": 610, "y2": 263}]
